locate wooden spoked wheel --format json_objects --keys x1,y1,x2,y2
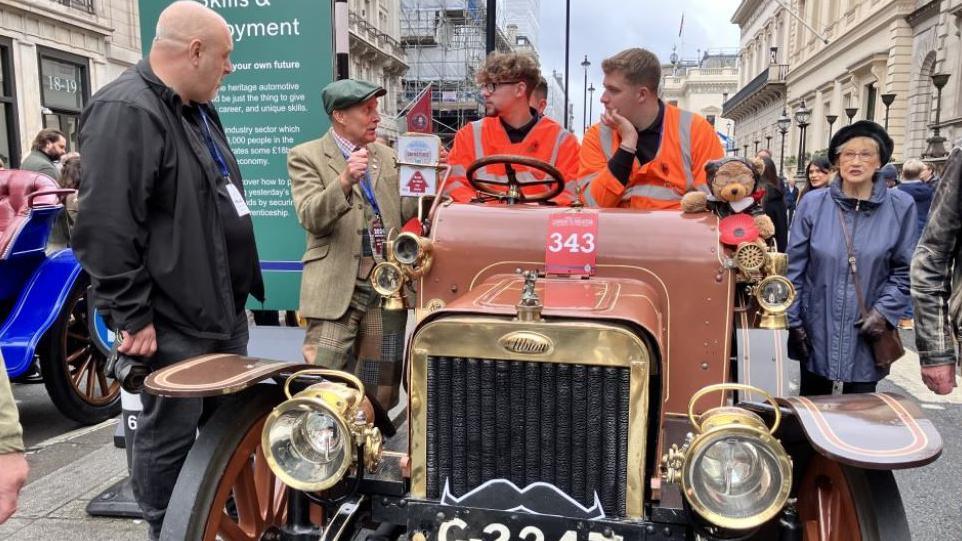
[
  {"x1": 796, "y1": 454, "x2": 909, "y2": 541},
  {"x1": 162, "y1": 388, "x2": 323, "y2": 540}
]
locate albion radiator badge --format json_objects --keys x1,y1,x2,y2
[{"x1": 440, "y1": 479, "x2": 606, "y2": 520}]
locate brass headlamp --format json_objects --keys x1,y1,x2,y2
[
  {"x1": 756, "y1": 275, "x2": 796, "y2": 329},
  {"x1": 261, "y1": 369, "x2": 383, "y2": 492},
  {"x1": 392, "y1": 231, "x2": 434, "y2": 277},
  {"x1": 371, "y1": 232, "x2": 434, "y2": 310},
  {"x1": 662, "y1": 384, "x2": 792, "y2": 532}
]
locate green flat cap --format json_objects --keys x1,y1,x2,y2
[{"x1": 322, "y1": 79, "x2": 387, "y2": 114}]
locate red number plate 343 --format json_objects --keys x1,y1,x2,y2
[{"x1": 545, "y1": 213, "x2": 599, "y2": 275}]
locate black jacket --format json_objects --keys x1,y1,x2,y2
[
  {"x1": 912, "y1": 148, "x2": 962, "y2": 366},
  {"x1": 73, "y1": 60, "x2": 264, "y2": 339},
  {"x1": 763, "y1": 182, "x2": 789, "y2": 251}
]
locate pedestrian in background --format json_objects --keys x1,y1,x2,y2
[
  {"x1": 784, "y1": 176, "x2": 799, "y2": 223},
  {"x1": 786, "y1": 121, "x2": 916, "y2": 395},
  {"x1": 21, "y1": 128, "x2": 66, "y2": 180},
  {"x1": 0, "y1": 356, "x2": 28, "y2": 525},
  {"x1": 880, "y1": 163, "x2": 899, "y2": 189},
  {"x1": 920, "y1": 160, "x2": 940, "y2": 189},
  {"x1": 759, "y1": 156, "x2": 788, "y2": 251},
  {"x1": 896, "y1": 159, "x2": 935, "y2": 330},
  {"x1": 48, "y1": 155, "x2": 80, "y2": 251},
  {"x1": 912, "y1": 148, "x2": 962, "y2": 395},
  {"x1": 72, "y1": 2, "x2": 262, "y2": 539},
  {"x1": 800, "y1": 156, "x2": 832, "y2": 201}
]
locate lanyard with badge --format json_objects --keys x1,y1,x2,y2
[
  {"x1": 199, "y1": 108, "x2": 250, "y2": 218},
  {"x1": 354, "y1": 146, "x2": 386, "y2": 261}
]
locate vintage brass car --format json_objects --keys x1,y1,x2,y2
[{"x1": 147, "y1": 156, "x2": 941, "y2": 540}]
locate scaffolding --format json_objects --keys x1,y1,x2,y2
[{"x1": 399, "y1": 0, "x2": 514, "y2": 143}]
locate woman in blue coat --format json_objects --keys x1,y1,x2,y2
[{"x1": 786, "y1": 121, "x2": 916, "y2": 395}]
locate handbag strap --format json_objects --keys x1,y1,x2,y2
[{"x1": 835, "y1": 206, "x2": 871, "y2": 319}]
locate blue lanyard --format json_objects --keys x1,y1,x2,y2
[
  {"x1": 348, "y1": 145, "x2": 381, "y2": 217},
  {"x1": 359, "y1": 174, "x2": 381, "y2": 217},
  {"x1": 198, "y1": 108, "x2": 231, "y2": 180}
]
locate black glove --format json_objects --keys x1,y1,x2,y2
[
  {"x1": 855, "y1": 309, "x2": 889, "y2": 341},
  {"x1": 787, "y1": 326, "x2": 810, "y2": 362}
]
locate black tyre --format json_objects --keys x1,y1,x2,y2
[{"x1": 39, "y1": 276, "x2": 120, "y2": 424}]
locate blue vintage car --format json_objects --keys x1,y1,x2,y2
[{"x1": 0, "y1": 169, "x2": 118, "y2": 425}]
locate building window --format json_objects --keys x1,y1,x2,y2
[
  {"x1": 0, "y1": 37, "x2": 19, "y2": 168},
  {"x1": 864, "y1": 83, "x2": 877, "y2": 122},
  {"x1": 39, "y1": 48, "x2": 89, "y2": 151}
]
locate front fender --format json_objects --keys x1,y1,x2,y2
[
  {"x1": 778, "y1": 392, "x2": 942, "y2": 469},
  {"x1": 145, "y1": 354, "x2": 313, "y2": 398},
  {"x1": 0, "y1": 249, "x2": 82, "y2": 377}
]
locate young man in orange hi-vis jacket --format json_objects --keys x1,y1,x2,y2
[
  {"x1": 444, "y1": 52, "x2": 581, "y2": 204},
  {"x1": 577, "y1": 48, "x2": 724, "y2": 209}
]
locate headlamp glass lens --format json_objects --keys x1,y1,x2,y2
[
  {"x1": 689, "y1": 435, "x2": 784, "y2": 520},
  {"x1": 266, "y1": 406, "x2": 349, "y2": 488},
  {"x1": 372, "y1": 263, "x2": 403, "y2": 295}
]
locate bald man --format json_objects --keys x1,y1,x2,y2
[{"x1": 72, "y1": 2, "x2": 262, "y2": 538}]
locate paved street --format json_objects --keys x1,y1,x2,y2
[{"x1": 2, "y1": 332, "x2": 960, "y2": 540}]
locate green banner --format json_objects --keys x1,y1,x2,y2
[{"x1": 139, "y1": 0, "x2": 332, "y2": 310}]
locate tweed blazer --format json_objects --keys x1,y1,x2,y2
[{"x1": 288, "y1": 131, "x2": 416, "y2": 319}]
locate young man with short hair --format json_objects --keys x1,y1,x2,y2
[
  {"x1": 444, "y1": 53, "x2": 580, "y2": 204},
  {"x1": 577, "y1": 48, "x2": 724, "y2": 209},
  {"x1": 529, "y1": 76, "x2": 548, "y2": 116}
]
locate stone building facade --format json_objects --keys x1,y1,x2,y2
[
  {"x1": 347, "y1": 0, "x2": 408, "y2": 141},
  {"x1": 0, "y1": 0, "x2": 141, "y2": 166},
  {"x1": 661, "y1": 50, "x2": 739, "y2": 153},
  {"x1": 725, "y1": 0, "x2": 962, "y2": 178}
]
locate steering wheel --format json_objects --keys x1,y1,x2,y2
[{"x1": 465, "y1": 154, "x2": 565, "y2": 204}]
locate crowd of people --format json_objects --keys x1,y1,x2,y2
[{"x1": 0, "y1": 1, "x2": 961, "y2": 537}]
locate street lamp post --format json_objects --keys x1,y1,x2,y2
[
  {"x1": 587, "y1": 82, "x2": 595, "y2": 127},
  {"x1": 754, "y1": 140, "x2": 760, "y2": 155},
  {"x1": 880, "y1": 93, "x2": 896, "y2": 131},
  {"x1": 777, "y1": 109, "x2": 791, "y2": 177},
  {"x1": 743, "y1": 144, "x2": 748, "y2": 157},
  {"x1": 581, "y1": 55, "x2": 590, "y2": 134},
  {"x1": 765, "y1": 134, "x2": 772, "y2": 151},
  {"x1": 794, "y1": 101, "x2": 812, "y2": 180},
  {"x1": 844, "y1": 107, "x2": 858, "y2": 125},
  {"x1": 924, "y1": 74, "x2": 951, "y2": 159},
  {"x1": 825, "y1": 114, "x2": 837, "y2": 145}
]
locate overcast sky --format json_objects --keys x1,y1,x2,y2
[{"x1": 538, "y1": 0, "x2": 742, "y2": 128}]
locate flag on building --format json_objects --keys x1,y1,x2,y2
[{"x1": 406, "y1": 84, "x2": 433, "y2": 134}]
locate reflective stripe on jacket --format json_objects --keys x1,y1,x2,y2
[
  {"x1": 577, "y1": 104, "x2": 723, "y2": 209},
  {"x1": 444, "y1": 115, "x2": 581, "y2": 204}
]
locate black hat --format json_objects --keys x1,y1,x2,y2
[
  {"x1": 829, "y1": 120, "x2": 893, "y2": 166},
  {"x1": 322, "y1": 79, "x2": 387, "y2": 115}
]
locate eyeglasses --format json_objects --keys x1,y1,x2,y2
[
  {"x1": 839, "y1": 150, "x2": 878, "y2": 163},
  {"x1": 481, "y1": 81, "x2": 521, "y2": 93}
]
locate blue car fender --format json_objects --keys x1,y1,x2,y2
[{"x1": 0, "y1": 249, "x2": 84, "y2": 378}]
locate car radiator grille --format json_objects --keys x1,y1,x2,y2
[{"x1": 425, "y1": 356, "x2": 630, "y2": 517}]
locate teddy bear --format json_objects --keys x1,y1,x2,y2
[{"x1": 681, "y1": 156, "x2": 775, "y2": 245}]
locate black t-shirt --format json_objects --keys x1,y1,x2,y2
[
  {"x1": 185, "y1": 105, "x2": 256, "y2": 312},
  {"x1": 607, "y1": 101, "x2": 666, "y2": 185},
  {"x1": 499, "y1": 108, "x2": 540, "y2": 143}
]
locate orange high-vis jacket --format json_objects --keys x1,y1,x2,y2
[
  {"x1": 577, "y1": 104, "x2": 724, "y2": 209},
  {"x1": 444, "y1": 115, "x2": 581, "y2": 205}
]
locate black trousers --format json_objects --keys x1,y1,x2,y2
[
  {"x1": 131, "y1": 313, "x2": 249, "y2": 540},
  {"x1": 799, "y1": 365, "x2": 877, "y2": 396}
]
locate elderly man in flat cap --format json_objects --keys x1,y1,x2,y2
[{"x1": 288, "y1": 79, "x2": 416, "y2": 410}]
